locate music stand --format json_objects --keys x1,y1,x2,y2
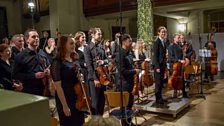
[{"x1": 197, "y1": 49, "x2": 211, "y2": 99}]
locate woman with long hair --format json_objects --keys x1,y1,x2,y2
[{"x1": 51, "y1": 36, "x2": 84, "y2": 126}]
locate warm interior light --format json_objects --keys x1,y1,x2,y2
[
  {"x1": 177, "y1": 23, "x2": 186, "y2": 32},
  {"x1": 28, "y1": 2, "x2": 35, "y2": 8}
]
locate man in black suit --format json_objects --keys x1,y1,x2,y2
[{"x1": 152, "y1": 26, "x2": 167, "y2": 104}]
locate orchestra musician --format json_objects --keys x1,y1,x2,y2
[
  {"x1": 111, "y1": 33, "x2": 120, "y2": 58},
  {"x1": 152, "y1": 26, "x2": 168, "y2": 105},
  {"x1": 168, "y1": 33, "x2": 189, "y2": 98},
  {"x1": 51, "y1": 35, "x2": 84, "y2": 126},
  {"x1": 180, "y1": 33, "x2": 194, "y2": 85},
  {"x1": 74, "y1": 31, "x2": 89, "y2": 95},
  {"x1": 13, "y1": 28, "x2": 50, "y2": 96},
  {"x1": 134, "y1": 39, "x2": 146, "y2": 97},
  {"x1": 115, "y1": 34, "x2": 140, "y2": 109},
  {"x1": 84, "y1": 27, "x2": 108, "y2": 115},
  {"x1": 204, "y1": 33, "x2": 217, "y2": 82},
  {"x1": 10, "y1": 34, "x2": 25, "y2": 61}
]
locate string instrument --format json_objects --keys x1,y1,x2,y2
[
  {"x1": 42, "y1": 74, "x2": 54, "y2": 97},
  {"x1": 182, "y1": 44, "x2": 190, "y2": 80},
  {"x1": 108, "y1": 58, "x2": 116, "y2": 73},
  {"x1": 168, "y1": 61, "x2": 184, "y2": 90},
  {"x1": 208, "y1": 42, "x2": 218, "y2": 75},
  {"x1": 41, "y1": 63, "x2": 54, "y2": 97},
  {"x1": 73, "y1": 64, "x2": 92, "y2": 115},
  {"x1": 96, "y1": 65, "x2": 111, "y2": 86},
  {"x1": 141, "y1": 60, "x2": 153, "y2": 87},
  {"x1": 132, "y1": 60, "x2": 140, "y2": 95},
  {"x1": 168, "y1": 46, "x2": 184, "y2": 90},
  {"x1": 95, "y1": 44, "x2": 111, "y2": 86},
  {"x1": 164, "y1": 49, "x2": 169, "y2": 80}
]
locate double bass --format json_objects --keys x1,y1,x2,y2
[{"x1": 208, "y1": 41, "x2": 218, "y2": 75}]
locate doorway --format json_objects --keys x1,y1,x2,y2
[{"x1": 0, "y1": 7, "x2": 8, "y2": 42}]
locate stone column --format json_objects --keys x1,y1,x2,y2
[{"x1": 137, "y1": 0, "x2": 153, "y2": 44}]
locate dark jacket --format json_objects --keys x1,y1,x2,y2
[
  {"x1": 152, "y1": 37, "x2": 167, "y2": 69},
  {"x1": 115, "y1": 48, "x2": 136, "y2": 92},
  {"x1": 84, "y1": 42, "x2": 108, "y2": 81}
]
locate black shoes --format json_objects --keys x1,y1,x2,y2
[{"x1": 156, "y1": 98, "x2": 168, "y2": 104}]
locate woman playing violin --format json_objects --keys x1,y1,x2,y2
[{"x1": 51, "y1": 36, "x2": 84, "y2": 126}]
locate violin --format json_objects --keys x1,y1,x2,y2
[
  {"x1": 42, "y1": 65, "x2": 54, "y2": 97},
  {"x1": 43, "y1": 75, "x2": 54, "y2": 96},
  {"x1": 96, "y1": 65, "x2": 111, "y2": 86},
  {"x1": 73, "y1": 64, "x2": 92, "y2": 114},
  {"x1": 141, "y1": 60, "x2": 153, "y2": 87}
]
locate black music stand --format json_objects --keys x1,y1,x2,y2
[{"x1": 196, "y1": 48, "x2": 211, "y2": 99}]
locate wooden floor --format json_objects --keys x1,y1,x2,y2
[
  {"x1": 132, "y1": 72, "x2": 224, "y2": 126},
  {"x1": 50, "y1": 72, "x2": 224, "y2": 126}
]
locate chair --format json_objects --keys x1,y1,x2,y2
[{"x1": 104, "y1": 91, "x2": 137, "y2": 126}]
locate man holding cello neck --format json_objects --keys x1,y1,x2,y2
[{"x1": 168, "y1": 33, "x2": 189, "y2": 98}]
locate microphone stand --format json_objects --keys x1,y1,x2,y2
[
  {"x1": 118, "y1": 0, "x2": 124, "y2": 122},
  {"x1": 197, "y1": 34, "x2": 206, "y2": 99}
]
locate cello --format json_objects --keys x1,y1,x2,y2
[
  {"x1": 141, "y1": 59, "x2": 154, "y2": 87},
  {"x1": 168, "y1": 45, "x2": 185, "y2": 90},
  {"x1": 132, "y1": 60, "x2": 140, "y2": 95}
]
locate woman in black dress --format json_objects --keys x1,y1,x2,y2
[
  {"x1": 0, "y1": 44, "x2": 23, "y2": 91},
  {"x1": 51, "y1": 36, "x2": 84, "y2": 126}
]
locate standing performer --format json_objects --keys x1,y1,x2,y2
[
  {"x1": 180, "y1": 33, "x2": 194, "y2": 90},
  {"x1": 51, "y1": 36, "x2": 84, "y2": 126},
  {"x1": 168, "y1": 34, "x2": 188, "y2": 98},
  {"x1": 115, "y1": 34, "x2": 140, "y2": 109},
  {"x1": 84, "y1": 27, "x2": 108, "y2": 115},
  {"x1": 13, "y1": 28, "x2": 50, "y2": 96},
  {"x1": 152, "y1": 26, "x2": 167, "y2": 104},
  {"x1": 74, "y1": 31, "x2": 90, "y2": 95},
  {"x1": 204, "y1": 33, "x2": 217, "y2": 81}
]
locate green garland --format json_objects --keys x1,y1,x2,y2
[{"x1": 137, "y1": 0, "x2": 153, "y2": 44}]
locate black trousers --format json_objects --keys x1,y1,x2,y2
[
  {"x1": 154, "y1": 65, "x2": 165, "y2": 101},
  {"x1": 88, "y1": 80, "x2": 105, "y2": 115}
]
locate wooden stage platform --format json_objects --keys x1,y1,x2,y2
[{"x1": 134, "y1": 96, "x2": 191, "y2": 117}]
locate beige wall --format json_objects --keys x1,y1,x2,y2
[
  {"x1": 1, "y1": 0, "x2": 205, "y2": 39},
  {"x1": 0, "y1": 0, "x2": 22, "y2": 36}
]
